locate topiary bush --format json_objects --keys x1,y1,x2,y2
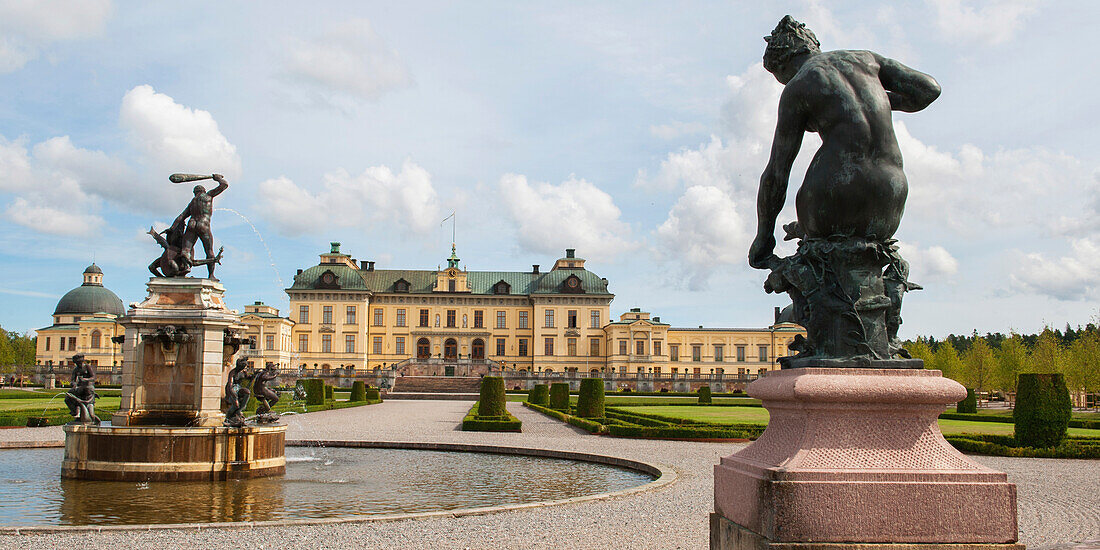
[
  {"x1": 296, "y1": 378, "x2": 326, "y2": 406},
  {"x1": 576, "y1": 378, "x2": 605, "y2": 418},
  {"x1": 549, "y1": 383, "x2": 570, "y2": 411},
  {"x1": 1014, "y1": 373, "x2": 1072, "y2": 448},
  {"x1": 527, "y1": 384, "x2": 550, "y2": 406},
  {"x1": 324, "y1": 385, "x2": 334, "y2": 402},
  {"x1": 350, "y1": 381, "x2": 367, "y2": 402},
  {"x1": 366, "y1": 386, "x2": 381, "y2": 401},
  {"x1": 697, "y1": 385, "x2": 712, "y2": 404},
  {"x1": 957, "y1": 388, "x2": 977, "y2": 414},
  {"x1": 478, "y1": 376, "x2": 507, "y2": 417}
]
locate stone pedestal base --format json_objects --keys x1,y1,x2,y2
[
  {"x1": 711, "y1": 514, "x2": 1024, "y2": 550},
  {"x1": 62, "y1": 423, "x2": 286, "y2": 481},
  {"x1": 713, "y1": 367, "x2": 1019, "y2": 546}
]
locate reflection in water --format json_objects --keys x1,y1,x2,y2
[{"x1": 1, "y1": 447, "x2": 652, "y2": 526}]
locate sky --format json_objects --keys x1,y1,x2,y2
[{"x1": 0, "y1": 0, "x2": 1098, "y2": 339}]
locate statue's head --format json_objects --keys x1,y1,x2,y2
[
  {"x1": 763, "y1": 15, "x2": 820, "y2": 81},
  {"x1": 71, "y1": 353, "x2": 85, "y2": 365},
  {"x1": 236, "y1": 356, "x2": 249, "y2": 369},
  {"x1": 193, "y1": 184, "x2": 206, "y2": 196}
]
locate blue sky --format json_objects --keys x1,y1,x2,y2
[{"x1": 1, "y1": 1, "x2": 1098, "y2": 337}]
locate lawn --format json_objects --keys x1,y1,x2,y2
[
  {"x1": 505, "y1": 393, "x2": 760, "y2": 405},
  {"x1": 616, "y1": 405, "x2": 1100, "y2": 437}
]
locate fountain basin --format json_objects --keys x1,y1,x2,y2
[{"x1": 62, "y1": 423, "x2": 286, "y2": 481}]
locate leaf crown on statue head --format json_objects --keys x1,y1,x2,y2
[{"x1": 763, "y1": 15, "x2": 821, "y2": 73}]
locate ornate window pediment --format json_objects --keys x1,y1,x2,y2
[
  {"x1": 493, "y1": 280, "x2": 511, "y2": 295},
  {"x1": 315, "y1": 269, "x2": 340, "y2": 290},
  {"x1": 394, "y1": 278, "x2": 411, "y2": 293},
  {"x1": 562, "y1": 274, "x2": 584, "y2": 294}
]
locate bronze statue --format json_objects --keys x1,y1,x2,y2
[
  {"x1": 64, "y1": 354, "x2": 99, "y2": 424},
  {"x1": 150, "y1": 173, "x2": 228, "y2": 279},
  {"x1": 750, "y1": 16, "x2": 940, "y2": 365},
  {"x1": 251, "y1": 363, "x2": 281, "y2": 423},
  {"x1": 222, "y1": 356, "x2": 253, "y2": 427}
]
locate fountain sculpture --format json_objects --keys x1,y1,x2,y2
[{"x1": 62, "y1": 174, "x2": 287, "y2": 481}]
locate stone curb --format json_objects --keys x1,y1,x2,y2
[{"x1": 0, "y1": 439, "x2": 677, "y2": 535}]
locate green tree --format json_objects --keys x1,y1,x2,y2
[
  {"x1": 961, "y1": 335, "x2": 995, "y2": 401},
  {"x1": 1029, "y1": 329, "x2": 1065, "y2": 374},
  {"x1": 932, "y1": 341, "x2": 963, "y2": 382},
  {"x1": 1066, "y1": 332, "x2": 1100, "y2": 409},
  {"x1": 995, "y1": 334, "x2": 1029, "y2": 394},
  {"x1": 0, "y1": 328, "x2": 13, "y2": 376},
  {"x1": 906, "y1": 339, "x2": 935, "y2": 366}
]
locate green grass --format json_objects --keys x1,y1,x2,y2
[
  {"x1": 505, "y1": 393, "x2": 760, "y2": 406},
  {"x1": 946, "y1": 406, "x2": 1099, "y2": 421},
  {"x1": 0, "y1": 395, "x2": 121, "y2": 413}
]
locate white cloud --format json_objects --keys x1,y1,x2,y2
[
  {"x1": 120, "y1": 85, "x2": 241, "y2": 180},
  {"x1": 1010, "y1": 239, "x2": 1100, "y2": 301},
  {"x1": 927, "y1": 0, "x2": 1037, "y2": 46},
  {"x1": 655, "y1": 185, "x2": 748, "y2": 289},
  {"x1": 498, "y1": 173, "x2": 635, "y2": 259},
  {"x1": 258, "y1": 160, "x2": 441, "y2": 236},
  {"x1": 283, "y1": 18, "x2": 413, "y2": 105},
  {"x1": 5, "y1": 197, "x2": 104, "y2": 236},
  {"x1": 649, "y1": 121, "x2": 707, "y2": 140},
  {"x1": 896, "y1": 241, "x2": 959, "y2": 283},
  {"x1": 0, "y1": 0, "x2": 112, "y2": 73}
]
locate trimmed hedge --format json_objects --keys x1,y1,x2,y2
[
  {"x1": 946, "y1": 434, "x2": 1100, "y2": 459},
  {"x1": 549, "y1": 383, "x2": 570, "y2": 411},
  {"x1": 697, "y1": 386, "x2": 712, "y2": 404},
  {"x1": 350, "y1": 381, "x2": 367, "y2": 402},
  {"x1": 523, "y1": 402, "x2": 605, "y2": 433},
  {"x1": 607, "y1": 424, "x2": 763, "y2": 440},
  {"x1": 1014, "y1": 373, "x2": 1072, "y2": 448},
  {"x1": 527, "y1": 384, "x2": 550, "y2": 406},
  {"x1": 938, "y1": 412, "x2": 1100, "y2": 430},
  {"x1": 478, "y1": 376, "x2": 507, "y2": 417},
  {"x1": 296, "y1": 378, "x2": 326, "y2": 406},
  {"x1": 576, "y1": 378, "x2": 605, "y2": 418},
  {"x1": 957, "y1": 388, "x2": 977, "y2": 414},
  {"x1": 366, "y1": 387, "x2": 381, "y2": 401},
  {"x1": 324, "y1": 385, "x2": 334, "y2": 402},
  {"x1": 462, "y1": 401, "x2": 522, "y2": 432}
]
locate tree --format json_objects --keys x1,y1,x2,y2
[
  {"x1": 1029, "y1": 329, "x2": 1065, "y2": 375},
  {"x1": 962, "y1": 335, "x2": 995, "y2": 404},
  {"x1": 1066, "y1": 332, "x2": 1100, "y2": 409},
  {"x1": 0, "y1": 328, "x2": 13, "y2": 376},
  {"x1": 932, "y1": 341, "x2": 963, "y2": 382},
  {"x1": 906, "y1": 339, "x2": 935, "y2": 366},
  {"x1": 995, "y1": 334, "x2": 1029, "y2": 395}
]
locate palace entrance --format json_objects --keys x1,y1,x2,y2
[{"x1": 444, "y1": 339, "x2": 458, "y2": 360}]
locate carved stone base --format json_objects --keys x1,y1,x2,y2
[{"x1": 713, "y1": 367, "x2": 1019, "y2": 545}]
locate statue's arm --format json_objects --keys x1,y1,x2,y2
[
  {"x1": 750, "y1": 87, "x2": 807, "y2": 269},
  {"x1": 208, "y1": 174, "x2": 228, "y2": 197},
  {"x1": 875, "y1": 53, "x2": 941, "y2": 113}
]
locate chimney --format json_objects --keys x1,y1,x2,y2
[
  {"x1": 774, "y1": 306, "x2": 781, "y2": 324},
  {"x1": 566, "y1": 248, "x2": 575, "y2": 259},
  {"x1": 653, "y1": 316, "x2": 660, "y2": 323},
  {"x1": 330, "y1": 242, "x2": 341, "y2": 254},
  {"x1": 532, "y1": 264, "x2": 540, "y2": 274},
  {"x1": 367, "y1": 261, "x2": 375, "y2": 271},
  {"x1": 296, "y1": 269, "x2": 303, "y2": 276}
]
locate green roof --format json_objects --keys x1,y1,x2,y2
[
  {"x1": 289, "y1": 264, "x2": 611, "y2": 296},
  {"x1": 38, "y1": 324, "x2": 79, "y2": 331},
  {"x1": 53, "y1": 283, "x2": 125, "y2": 317}
]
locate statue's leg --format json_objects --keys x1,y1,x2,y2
[
  {"x1": 199, "y1": 231, "x2": 215, "y2": 278},
  {"x1": 148, "y1": 260, "x2": 162, "y2": 277}
]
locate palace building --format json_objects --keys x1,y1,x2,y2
[{"x1": 35, "y1": 264, "x2": 125, "y2": 369}]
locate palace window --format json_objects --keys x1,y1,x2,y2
[
  {"x1": 323, "y1": 306, "x2": 333, "y2": 324},
  {"x1": 589, "y1": 338, "x2": 600, "y2": 356},
  {"x1": 299, "y1": 306, "x2": 309, "y2": 324},
  {"x1": 714, "y1": 345, "x2": 724, "y2": 362},
  {"x1": 474, "y1": 310, "x2": 484, "y2": 328},
  {"x1": 496, "y1": 338, "x2": 506, "y2": 356},
  {"x1": 544, "y1": 309, "x2": 554, "y2": 328},
  {"x1": 321, "y1": 334, "x2": 332, "y2": 353},
  {"x1": 395, "y1": 337, "x2": 405, "y2": 355},
  {"x1": 346, "y1": 306, "x2": 356, "y2": 325},
  {"x1": 372, "y1": 336, "x2": 382, "y2": 354},
  {"x1": 759, "y1": 345, "x2": 768, "y2": 362},
  {"x1": 44, "y1": 337, "x2": 50, "y2": 351},
  {"x1": 636, "y1": 340, "x2": 645, "y2": 355},
  {"x1": 518, "y1": 311, "x2": 528, "y2": 329},
  {"x1": 265, "y1": 334, "x2": 274, "y2": 350},
  {"x1": 298, "y1": 334, "x2": 308, "y2": 352},
  {"x1": 717, "y1": 367, "x2": 725, "y2": 376},
  {"x1": 654, "y1": 341, "x2": 662, "y2": 356},
  {"x1": 619, "y1": 340, "x2": 627, "y2": 355},
  {"x1": 60, "y1": 336, "x2": 66, "y2": 351},
  {"x1": 737, "y1": 345, "x2": 746, "y2": 362},
  {"x1": 590, "y1": 310, "x2": 600, "y2": 328},
  {"x1": 373, "y1": 308, "x2": 383, "y2": 326},
  {"x1": 446, "y1": 310, "x2": 456, "y2": 328},
  {"x1": 448, "y1": 279, "x2": 456, "y2": 292},
  {"x1": 567, "y1": 310, "x2": 578, "y2": 328},
  {"x1": 419, "y1": 309, "x2": 429, "y2": 327},
  {"x1": 518, "y1": 338, "x2": 528, "y2": 357},
  {"x1": 692, "y1": 345, "x2": 702, "y2": 362},
  {"x1": 496, "y1": 310, "x2": 506, "y2": 329},
  {"x1": 346, "y1": 334, "x2": 355, "y2": 353},
  {"x1": 69, "y1": 337, "x2": 76, "y2": 350},
  {"x1": 472, "y1": 339, "x2": 485, "y2": 360},
  {"x1": 567, "y1": 338, "x2": 577, "y2": 356},
  {"x1": 544, "y1": 338, "x2": 554, "y2": 356},
  {"x1": 90, "y1": 330, "x2": 101, "y2": 349},
  {"x1": 396, "y1": 309, "x2": 406, "y2": 327},
  {"x1": 669, "y1": 345, "x2": 679, "y2": 361}
]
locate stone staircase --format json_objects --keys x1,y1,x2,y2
[{"x1": 387, "y1": 376, "x2": 481, "y2": 400}]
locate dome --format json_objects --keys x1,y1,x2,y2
[
  {"x1": 83, "y1": 263, "x2": 102, "y2": 274},
  {"x1": 53, "y1": 266, "x2": 125, "y2": 317}
]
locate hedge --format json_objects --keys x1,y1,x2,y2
[
  {"x1": 697, "y1": 386, "x2": 712, "y2": 404},
  {"x1": 957, "y1": 388, "x2": 977, "y2": 414},
  {"x1": 296, "y1": 378, "x2": 326, "y2": 406},
  {"x1": 462, "y1": 401, "x2": 522, "y2": 432},
  {"x1": 504, "y1": 389, "x2": 748, "y2": 398},
  {"x1": 527, "y1": 384, "x2": 550, "y2": 406},
  {"x1": 938, "y1": 412, "x2": 1099, "y2": 430},
  {"x1": 366, "y1": 387, "x2": 381, "y2": 401},
  {"x1": 478, "y1": 377, "x2": 507, "y2": 417},
  {"x1": 523, "y1": 402, "x2": 605, "y2": 433},
  {"x1": 350, "y1": 381, "x2": 367, "y2": 402},
  {"x1": 324, "y1": 385, "x2": 335, "y2": 402},
  {"x1": 549, "y1": 383, "x2": 570, "y2": 411},
  {"x1": 607, "y1": 424, "x2": 764, "y2": 440},
  {"x1": 946, "y1": 434, "x2": 1100, "y2": 459},
  {"x1": 1014, "y1": 373, "x2": 1072, "y2": 448},
  {"x1": 576, "y1": 378, "x2": 605, "y2": 418}
]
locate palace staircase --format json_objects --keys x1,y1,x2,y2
[{"x1": 387, "y1": 376, "x2": 481, "y2": 400}]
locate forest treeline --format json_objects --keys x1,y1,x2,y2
[{"x1": 0, "y1": 327, "x2": 36, "y2": 376}]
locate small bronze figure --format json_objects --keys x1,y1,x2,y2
[
  {"x1": 222, "y1": 356, "x2": 253, "y2": 428},
  {"x1": 150, "y1": 173, "x2": 228, "y2": 279},
  {"x1": 64, "y1": 354, "x2": 99, "y2": 424},
  {"x1": 252, "y1": 363, "x2": 281, "y2": 423},
  {"x1": 750, "y1": 16, "x2": 940, "y2": 365}
]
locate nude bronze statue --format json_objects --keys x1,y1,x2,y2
[
  {"x1": 223, "y1": 356, "x2": 253, "y2": 428},
  {"x1": 64, "y1": 354, "x2": 99, "y2": 424},
  {"x1": 750, "y1": 16, "x2": 940, "y2": 365},
  {"x1": 148, "y1": 224, "x2": 222, "y2": 278},
  {"x1": 251, "y1": 363, "x2": 281, "y2": 423}
]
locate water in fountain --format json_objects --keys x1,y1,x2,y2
[{"x1": 215, "y1": 207, "x2": 284, "y2": 295}]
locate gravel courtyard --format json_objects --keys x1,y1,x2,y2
[{"x1": 1, "y1": 400, "x2": 1097, "y2": 549}]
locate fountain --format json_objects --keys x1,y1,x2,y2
[{"x1": 61, "y1": 174, "x2": 287, "y2": 481}]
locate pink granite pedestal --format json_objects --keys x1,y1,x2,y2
[{"x1": 712, "y1": 367, "x2": 1022, "y2": 549}]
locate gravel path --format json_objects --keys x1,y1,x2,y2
[{"x1": 2, "y1": 401, "x2": 1097, "y2": 549}]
